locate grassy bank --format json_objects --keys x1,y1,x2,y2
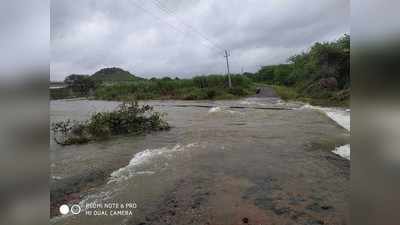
[
  {"x1": 272, "y1": 85, "x2": 349, "y2": 107},
  {"x1": 50, "y1": 74, "x2": 256, "y2": 101},
  {"x1": 93, "y1": 75, "x2": 255, "y2": 101}
]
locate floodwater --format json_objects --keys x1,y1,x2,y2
[
  {"x1": 50, "y1": 97, "x2": 350, "y2": 225},
  {"x1": 299, "y1": 104, "x2": 351, "y2": 160}
]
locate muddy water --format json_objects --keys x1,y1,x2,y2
[{"x1": 50, "y1": 98, "x2": 350, "y2": 225}]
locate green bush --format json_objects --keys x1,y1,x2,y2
[
  {"x1": 51, "y1": 99, "x2": 170, "y2": 145},
  {"x1": 228, "y1": 87, "x2": 246, "y2": 96},
  {"x1": 206, "y1": 89, "x2": 217, "y2": 99}
]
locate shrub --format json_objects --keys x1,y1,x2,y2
[
  {"x1": 206, "y1": 89, "x2": 217, "y2": 99},
  {"x1": 51, "y1": 99, "x2": 170, "y2": 145},
  {"x1": 228, "y1": 87, "x2": 246, "y2": 96}
]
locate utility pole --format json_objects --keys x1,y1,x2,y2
[{"x1": 224, "y1": 50, "x2": 232, "y2": 88}]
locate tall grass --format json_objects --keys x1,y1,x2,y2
[
  {"x1": 271, "y1": 85, "x2": 299, "y2": 101},
  {"x1": 94, "y1": 74, "x2": 255, "y2": 100}
]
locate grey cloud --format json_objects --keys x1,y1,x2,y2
[
  {"x1": 51, "y1": 0, "x2": 349, "y2": 81},
  {"x1": 1, "y1": 0, "x2": 49, "y2": 78}
]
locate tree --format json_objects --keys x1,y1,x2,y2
[
  {"x1": 64, "y1": 74, "x2": 88, "y2": 85},
  {"x1": 64, "y1": 74, "x2": 95, "y2": 95},
  {"x1": 255, "y1": 34, "x2": 350, "y2": 91}
]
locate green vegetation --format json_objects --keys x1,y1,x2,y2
[
  {"x1": 51, "y1": 67, "x2": 255, "y2": 100},
  {"x1": 51, "y1": 99, "x2": 170, "y2": 145},
  {"x1": 50, "y1": 34, "x2": 350, "y2": 106},
  {"x1": 50, "y1": 74, "x2": 96, "y2": 99},
  {"x1": 94, "y1": 74, "x2": 255, "y2": 100},
  {"x1": 249, "y1": 34, "x2": 350, "y2": 106},
  {"x1": 271, "y1": 85, "x2": 299, "y2": 101},
  {"x1": 50, "y1": 87, "x2": 74, "y2": 100}
]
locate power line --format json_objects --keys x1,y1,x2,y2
[
  {"x1": 129, "y1": 1, "x2": 192, "y2": 38},
  {"x1": 130, "y1": 0, "x2": 223, "y2": 54},
  {"x1": 129, "y1": 0, "x2": 231, "y2": 76},
  {"x1": 152, "y1": 0, "x2": 224, "y2": 53},
  {"x1": 149, "y1": 0, "x2": 224, "y2": 53}
]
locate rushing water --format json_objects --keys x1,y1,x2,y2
[
  {"x1": 299, "y1": 104, "x2": 350, "y2": 160},
  {"x1": 50, "y1": 98, "x2": 350, "y2": 225}
]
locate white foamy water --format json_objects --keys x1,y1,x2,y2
[
  {"x1": 51, "y1": 176, "x2": 62, "y2": 180},
  {"x1": 300, "y1": 104, "x2": 350, "y2": 131},
  {"x1": 322, "y1": 109, "x2": 350, "y2": 131},
  {"x1": 239, "y1": 99, "x2": 267, "y2": 106},
  {"x1": 208, "y1": 106, "x2": 241, "y2": 115},
  {"x1": 301, "y1": 104, "x2": 350, "y2": 160},
  {"x1": 108, "y1": 143, "x2": 198, "y2": 183},
  {"x1": 333, "y1": 144, "x2": 350, "y2": 160},
  {"x1": 208, "y1": 107, "x2": 222, "y2": 113},
  {"x1": 239, "y1": 97, "x2": 280, "y2": 106}
]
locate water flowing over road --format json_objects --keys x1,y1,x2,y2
[{"x1": 50, "y1": 96, "x2": 350, "y2": 225}]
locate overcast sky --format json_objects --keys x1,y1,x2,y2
[{"x1": 50, "y1": 0, "x2": 349, "y2": 81}]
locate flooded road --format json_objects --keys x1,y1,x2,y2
[{"x1": 50, "y1": 97, "x2": 350, "y2": 225}]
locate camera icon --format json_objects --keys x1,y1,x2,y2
[
  {"x1": 59, "y1": 204, "x2": 69, "y2": 215},
  {"x1": 71, "y1": 204, "x2": 81, "y2": 215},
  {"x1": 59, "y1": 204, "x2": 81, "y2": 215}
]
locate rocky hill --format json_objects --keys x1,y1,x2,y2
[{"x1": 91, "y1": 67, "x2": 142, "y2": 82}]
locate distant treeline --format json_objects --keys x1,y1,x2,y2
[
  {"x1": 51, "y1": 34, "x2": 349, "y2": 106},
  {"x1": 50, "y1": 73, "x2": 255, "y2": 100},
  {"x1": 94, "y1": 75, "x2": 254, "y2": 100}
]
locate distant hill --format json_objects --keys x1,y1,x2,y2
[{"x1": 91, "y1": 67, "x2": 142, "y2": 82}]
